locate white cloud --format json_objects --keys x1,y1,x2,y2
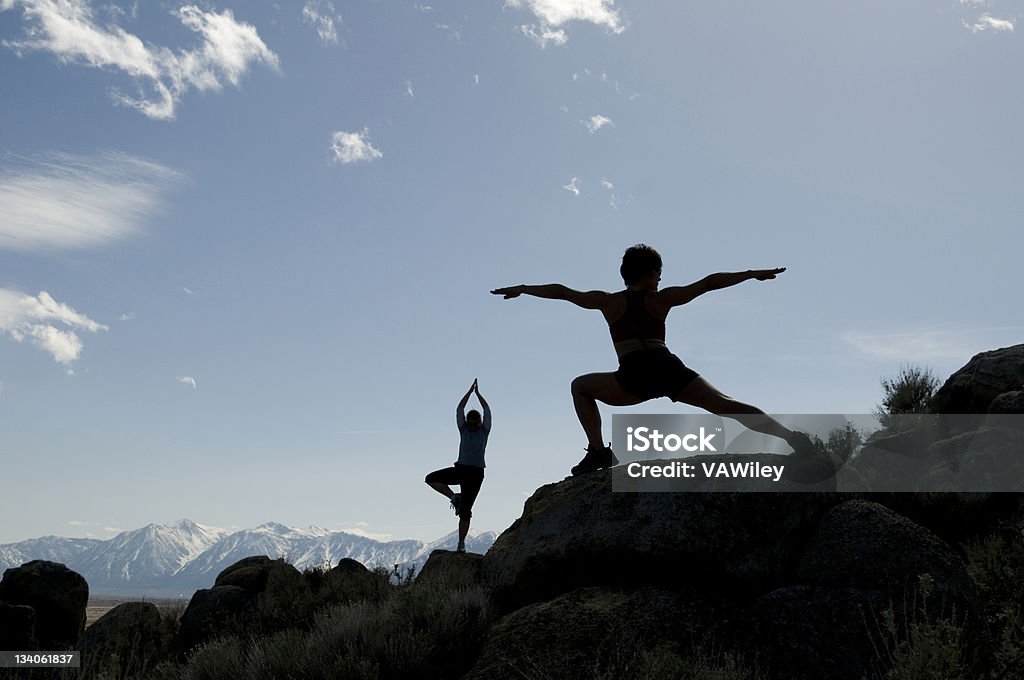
[
  {"x1": 405, "y1": 80, "x2": 414, "y2": 98},
  {"x1": 844, "y1": 329, "x2": 978, "y2": 361},
  {"x1": 0, "y1": 1, "x2": 279, "y2": 120},
  {"x1": 519, "y1": 23, "x2": 567, "y2": 47},
  {"x1": 330, "y1": 128, "x2": 383, "y2": 165},
  {"x1": 119, "y1": 312, "x2": 136, "y2": 321},
  {"x1": 473, "y1": 74, "x2": 479, "y2": 86},
  {"x1": 177, "y1": 375, "x2": 197, "y2": 388},
  {"x1": 0, "y1": 151, "x2": 182, "y2": 252},
  {"x1": 302, "y1": 0, "x2": 340, "y2": 45},
  {"x1": 963, "y1": 13, "x2": 1015, "y2": 32},
  {"x1": 0, "y1": 289, "x2": 108, "y2": 366},
  {"x1": 506, "y1": 0, "x2": 624, "y2": 46},
  {"x1": 583, "y1": 114, "x2": 614, "y2": 133},
  {"x1": 601, "y1": 178, "x2": 615, "y2": 190},
  {"x1": 342, "y1": 525, "x2": 393, "y2": 541},
  {"x1": 563, "y1": 177, "x2": 581, "y2": 196}
]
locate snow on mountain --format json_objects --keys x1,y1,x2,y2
[{"x1": 0, "y1": 521, "x2": 497, "y2": 597}]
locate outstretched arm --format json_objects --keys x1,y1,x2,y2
[
  {"x1": 657, "y1": 268, "x2": 786, "y2": 308},
  {"x1": 490, "y1": 284, "x2": 609, "y2": 311}
]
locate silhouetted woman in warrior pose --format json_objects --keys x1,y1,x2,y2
[{"x1": 492, "y1": 244, "x2": 815, "y2": 475}]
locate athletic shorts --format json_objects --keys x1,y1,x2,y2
[
  {"x1": 613, "y1": 347, "x2": 699, "y2": 402},
  {"x1": 424, "y1": 463, "x2": 484, "y2": 518}
]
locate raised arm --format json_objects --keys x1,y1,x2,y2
[
  {"x1": 456, "y1": 381, "x2": 475, "y2": 428},
  {"x1": 656, "y1": 268, "x2": 786, "y2": 309},
  {"x1": 490, "y1": 284, "x2": 610, "y2": 311},
  {"x1": 474, "y1": 382, "x2": 492, "y2": 430}
]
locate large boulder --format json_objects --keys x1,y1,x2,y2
[
  {"x1": 0, "y1": 561, "x2": 88, "y2": 649},
  {"x1": 932, "y1": 344, "x2": 1024, "y2": 415},
  {"x1": 797, "y1": 501, "x2": 975, "y2": 608},
  {"x1": 416, "y1": 550, "x2": 485, "y2": 588},
  {"x1": 78, "y1": 602, "x2": 170, "y2": 676},
  {"x1": 0, "y1": 601, "x2": 37, "y2": 650},
  {"x1": 483, "y1": 467, "x2": 839, "y2": 610},
  {"x1": 177, "y1": 556, "x2": 309, "y2": 654}
]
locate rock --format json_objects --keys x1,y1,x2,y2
[
  {"x1": 332, "y1": 558, "x2": 370, "y2": 575},
  {"x1": 753, "y1": 586, "x2": 884, "y2": 680},
  {"x1": 177, "y1": 556, "x2": 310, "y2": 653},
  {"x1": 78, "y1": 602, "x2": 169, "y2": 675},
  {"x1": 176, "y1": 585, "x2": 252, "y2": 653},
  {"x1": 483, "y1": 468, "x2": 838, "y2": 611},
  {"x1": 932, "y1": 344, "x2": 1024, "y2": 415},
  {"x1": 797, "y1": 501, "x2": 975, "y2": 608},
  {"x1": 416, "y1": 550, "x2": 484, "y2": 588},
  {"x1": 0, "y1": 601, "x2": 37, "y2": 650},
  {"x1": 0, "y1": 561, "x2": 88, "y2": 649},
  {"x1": 464, "y1": 587, "x2": 752, "y2": 680},
  {"x1": 988, "y1": 390, "x2": 1024, "y2": 414}
]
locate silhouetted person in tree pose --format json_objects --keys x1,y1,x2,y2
[
  {"x1": 425, "y1": 379, "x2": 491, "y2": 552},
  {"x1": 492, "y1": 244, "x2": 816, "y2": 475}
]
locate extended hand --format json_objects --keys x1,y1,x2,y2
[
  {"x1": 491, "y1": 285, "x2": 522, "y2": 299},
  {"x1": 753, "y1": 268, "x2": 786, "y2": 281}
]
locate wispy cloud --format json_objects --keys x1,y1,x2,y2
[
  {"x1": 302, "y1": 0, "x2": 340, "y2": 45},
  {"x1": 843, "y1": 326, "x2": 1024, "y2": 362},
  {"x1": 330, "y1": 128, "x2": 383, "y2": 165},
  {"x1": 176, "y1": 375, "x2": 197, "y2": 389},
  {"x1": 0, "y1": 1, "x2": 280, "y2": 119},
  {"x1": 119, "y1": 312, "x2": 136, "y2": 321},
  {"x1": 506, "y1": 0, "x2": 624, "y2": 47},
  {"x1": 405, "y1": 80, "x2": 415, "y2": 98},
  {"x1": 0, "y1": 151, "x2": 182, "y2": 252},
  {"x1": 0, "y1": 289, "x2": 108, "y2": 367},
  {"x1": 963, "y1": 13, "x2": 1015, "y2": 32},
  {"x1": 562, "y1": 177, "x2": 581, "y2": 196},
  {"x1": 583, "y1": 114, "x2": 614, "y2": 133}
]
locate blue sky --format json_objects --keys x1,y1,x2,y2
[{"x1": 1, "y1": 0, "x2": 1022, "y2": 545}]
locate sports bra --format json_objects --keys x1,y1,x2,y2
[{"x1": 608, "y1": 290, "x2": 666, "y2": 343}]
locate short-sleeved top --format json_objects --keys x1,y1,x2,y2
[{"x1": 456, "y1": 404, "x2": 491, "y2": 468}]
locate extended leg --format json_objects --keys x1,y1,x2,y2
[{"x1": 673, "y1": 377, "x2": 808, "y2": 450}]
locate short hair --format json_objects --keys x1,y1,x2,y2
[
  {"x1": 620, "y1": 244, "x2": 663, "y2": 285},
  {"x1": 466, "y1": 409, "x2": 482, "y2": 423}
]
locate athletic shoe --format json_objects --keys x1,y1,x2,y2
[
  {"x1": 450, "y1": 493, "x2": 462, "y2": 515},
  {"x1": 571, "y1": 445, "x2": 619, "y2": 476},
  {"x1": 456, "y1": 542, "x2": 466, "y2": 553}
]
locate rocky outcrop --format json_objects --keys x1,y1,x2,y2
[
  {"x1": 78, "y1": 602, "x2": 170, "y2": 676},
  {"x1": 476, "y1": 465, "x2": 995, "y2": 680},
  {"x1": 484, "y1": 468, "x2": 838, "y2": 610},
  {"x1": 0, "y1": 560, "x2": 88, "y2": 649},
  {"x1": 931, "y1": 344, "x2": 1024, "y2": 415}
]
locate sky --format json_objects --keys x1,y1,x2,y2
[{"x1": 1, "y1": 0, "x2": 1022, "y2": 545}]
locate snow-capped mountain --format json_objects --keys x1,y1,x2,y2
[{"x1": 0, "y1": 521, "x2": 497, "y2": 597}]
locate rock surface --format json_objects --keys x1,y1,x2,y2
[
  {"x1": 0, "y1": 560, "x2": 88, "y2": 649},
  {"x1": 0, "y1": 601, "x2": 37, "y2": 650},
  {"x1": 78, "y1": 602, "x2": 169, "y2": 675},
  {"x1": 416, "y1": 550, "x2": 485, "y2": 588},
  {"x1": 931, "y1": 344, "x2": 1024, "y2": 414}
]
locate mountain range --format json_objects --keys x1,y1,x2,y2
[{"x1": 0, "y1": 520, "x2": 496, "y2": 598}]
